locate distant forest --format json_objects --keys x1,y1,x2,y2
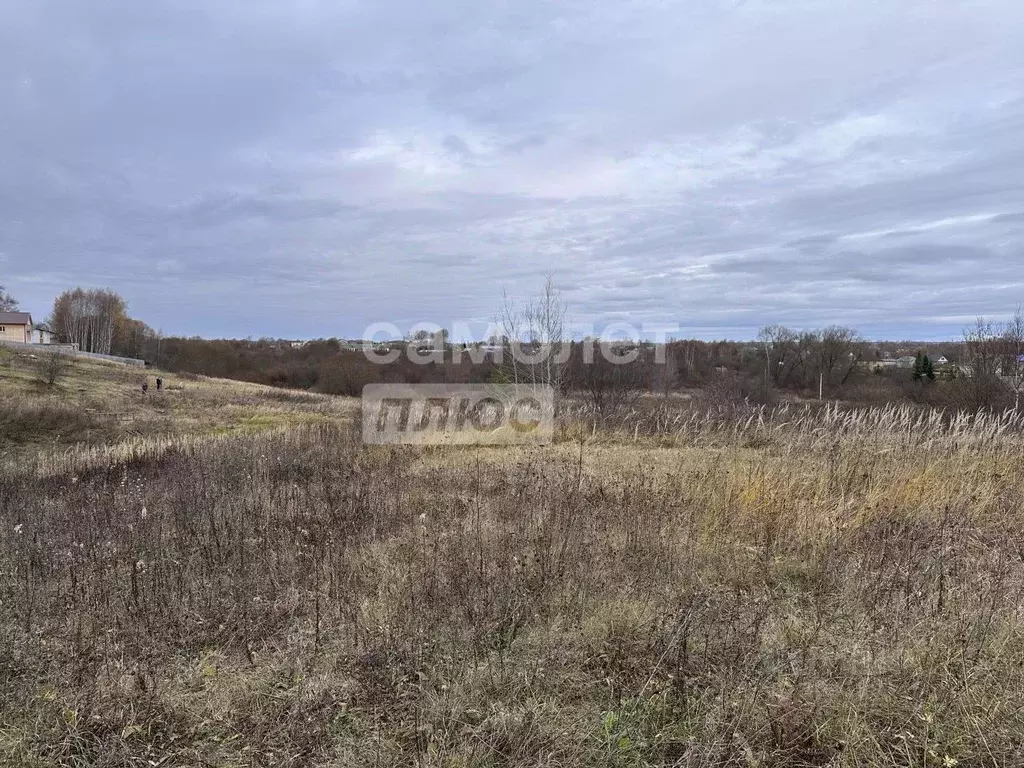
[
  {"x1": 146, "y1": 332, "x2": 1015, "y2": 413},
  {"x1": 7, "y1": 281, "x2": 1023, "y2": 413}
]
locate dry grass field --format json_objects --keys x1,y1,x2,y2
[
  {"x1": 0, "y1": 348, "x2": 355, "y2": 476},
  {"x1": 2, "y1": 353, "x2": 1024, "y2": 766}
]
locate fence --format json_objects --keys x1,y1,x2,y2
[{"x1": 0, "y1": 340, "x2": 146, "y2": 367}]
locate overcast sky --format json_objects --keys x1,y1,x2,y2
[{"x1": 3, "y1": 0, "x2": 1024, "y2": 340}]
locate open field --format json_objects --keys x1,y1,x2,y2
[
  {"x1": 2, "y1": 359, "x2": 1024, "y2": 765},
  {"x1": 0, "y1": 348, "x2": 355, "y2": 475}
]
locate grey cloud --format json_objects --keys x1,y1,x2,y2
[
  {"x1": 169, "y1": 195, "x2": 358, "y2": 228},
  {"x1": 992, "y1": 211, "x2": 1024, "y2": 225},
  {"x1": 785, "y1": 235, "x2": 838, "y2": 251},
  {"x1": 2, "y1": 0, "x2": 1024, "y2": 339}
]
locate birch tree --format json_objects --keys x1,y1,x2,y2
[
  {"x1": 50, "y1": 288, "x2": 128, "y2": 354},
  {"x1": 0, "y1": 284, "x2": 17, "y2": 312},
  {"x1": 495, "y1": 276, "x2": 568, "y2": 393},
  {"x1": 1000, "y1": 307, "x2": 1024, "y2": 410}
]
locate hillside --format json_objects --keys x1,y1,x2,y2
[
  {"x1": 0, "y1": 345, "x2": 355, "y2": 471},
  {"x1": 2, "y1": 353, "x2": 1024, "y2": 764}
]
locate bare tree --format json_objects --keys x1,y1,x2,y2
[
  {"x1": 964, "y1": 318, "x2": 1001, "y2": 378},
  {"x1": 757, "y1": 325, "x2": 861, "y2": 394},
  {"x1": 651, "y1": 343, "x2": 678, "y2": 397},
  {"x1": 961, "y1": 317, "x2": 1011, "y2": 409},
  {"x1": 114, "y1": 315, "x2": 155, "y2": 359},
  {"x1": 572, "y1": 341, "x2": 646, "y2": 419},
  {"x1": 815, "y1": 326, "x2": 863, "y2": 389},
  {"x1": 496, "y1": 286, "x2": 524, "y2": 386},
  {"x1": 50, "y1": 288, "x2": 128, "y2": 354},
  {"x1": 37, "y1": 350, "x2": 71, "y2": 387},
  {"x1": 999, "y1": 307, "x2": 1024, "y2": 410},
  {"x1": 525, "y1": 275, "x2": 567, "y2": 391},
  {"x1": 673, "y1": 341, "x2": 699, "y2": 383},
  {"x1": 496, "y1": 276, "x2": 568, "y2": 393},
  {"x1": 757, "y1": 325, "x2": 798, "y2": 387},
  {"x1": 0, "y1": 284, "x2": 17, "y2": 312}
]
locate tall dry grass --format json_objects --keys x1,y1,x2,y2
[{"x1": 1, "y1": 405, "x2": 1023, "y2": 766}]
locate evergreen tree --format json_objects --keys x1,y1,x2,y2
[
  {"x1": 912, "y1": 351, "x2": 925, "y2": 381},
  {"x1": 922, "y1": 354, "x2": 935, "y2": 381}
]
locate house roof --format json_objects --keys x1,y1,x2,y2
[
  {"x1": 32, "y1": 323, "x2": 54, "y2": 333},
  {"x1": 0, "y1": 312, "x2": 32, "y2": 325}
]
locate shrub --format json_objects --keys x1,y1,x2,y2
[{"x1": 35, "y1": 350, "x2": 72, "y2": 387}]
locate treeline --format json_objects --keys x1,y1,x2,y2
[
  {"x1": 150, "y1": 337, "x2": 495, "y2": 392},
  {"x1": 141, "y1": 332, "x2": 910, "y2": 398},
  {"x1": 41, "y1": 287, "x2": 151, "y2": 359},
  {"x1": 50, "y1": 288, "x2": 146, "y2": 357},
  {"x1": 145, "y1": 329, "x2": 1018, "y2": 413},
  {"x1": 2, "y1": 282, "x2": 154, "y2": 359},
  {"x1": 12, "y1": 280, "x2": 1023, "y2": 411},
  {"x1": 145, "y1": 327, "x2": 864, "y2": 392}
]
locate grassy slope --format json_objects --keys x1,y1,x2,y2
[
  {"x1": 0, "y1": 346, "x2": 356, "y2": 470},
  {"x1": 2, "y1": 356, "x2": 1024, "y2": 765}
]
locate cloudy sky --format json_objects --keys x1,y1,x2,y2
[{"x1": 3, "y1": 0, "x2": 1024, "y2": 340}]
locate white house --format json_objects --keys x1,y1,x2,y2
[
  {"x1": 30, "y1": 323, "x2": 56, "y2": 344},
  {"x1": 896, "y1": 354, "x2": 949, "y2": 368}
]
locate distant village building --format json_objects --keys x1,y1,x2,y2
[
  {"x1": 0, "y1": 312, "x2": 33, "y2": 344},
  {"x1": 30, "y1": 323, "x2": 56, "y2": 344},
  {"x1": 895, "y1": 353, "x2": 949, "y2": 369},
  {"x1": 0, "y1": 314, "x2": 61, "y2": 345}
]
